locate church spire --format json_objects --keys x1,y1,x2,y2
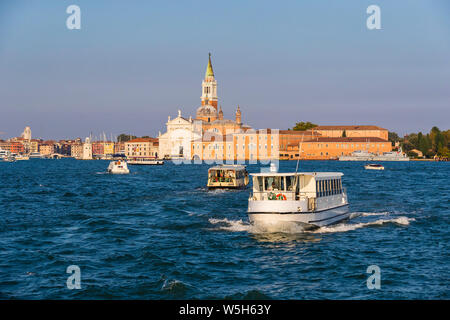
[
  {"x1": 205, "y1": 53, "x2": 214, "y2": 79},
  {"x1": 201, "y1": 53, "x2": 218, "y2": 109},
  {"x1": 235, "y1": 105, "x2": 242, "y2": 124}
]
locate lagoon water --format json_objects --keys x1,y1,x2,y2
[{"x1": 0, "y1": 159, "x2": 448, "y2": 299}]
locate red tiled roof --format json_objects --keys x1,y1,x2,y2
[
  {"x1": 314, "y1": 125, "x2": 387, "y2": 130},
  {"x1": 279, "y1": 130, "x2": 321, "y2": 135}
]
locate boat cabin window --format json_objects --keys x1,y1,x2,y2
[
  {"x1": 316, "y1": 178, "x2": 342, "y2": 197},
  {"x1": 286, "y1": 176, "x2": 295, "y2": 191},
  {"x1": 253, "y1": 176, "x2": 263, "y2": 192},
  {"x1": 209, "y1": 169, "x2": 236, "y2": 182},
  {"x1": 264, "y1": 176, "x2": 284, "y2": 191}
]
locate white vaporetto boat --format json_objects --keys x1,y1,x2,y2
[
  {"x1": 127, "y1": 158, "x2": 164, "y2": 165},
  {"x1": 364, "y1": 164, "x2": 384, "y2": 170},
  {"x1": 107, "y1": 160, "x2": 130, "y2": 174},
  {"x1": 248, "y1": 168, "x2": 349, "y2": 229},
  {"x1": 207, "y1": 165, "x2": 249, "y2": 189}
]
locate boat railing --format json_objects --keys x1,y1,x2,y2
[{"x1": 250, "y1": 191, "x2": 296, "y2": 201}]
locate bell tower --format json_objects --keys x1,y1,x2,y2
[{"x1": 201, "y1": 53, "x2": 218, "y2": 109}]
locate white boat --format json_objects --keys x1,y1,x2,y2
[
  {"x1": 338, "y1": 150, "x2": 374, "y2": 161},
  {"x1": 127, "y1": 157, "x2": 164, "y2": 165},
  {"x1": 107, "y1": 160, "x2": 130, "y2": 174},
  {"x1": 339, "y1": 148, "x2": 409, "y2": 161},
  {"x1": 372, "y1": 150, "x2": 409, "y2": 161},
  {"x1": 28, "y1": 152, "x2": 44, "y2": 159},
  {"x1": 0, "y1": 149, "x2": 11, "y2": 160},
  {"x1": 3, "y1": 155, "x2": 16, "y2": 162},
  {"x1": 15, "y1": 155, "x2": 30, "y2": 161},
  {"x1": 248, "y1": 167, "x2": 349, "y2": 229},
  {"x1": 364, "y1": 164, "x2": 384, "y2": 170},
  {"x1": 207, "y1": 165, "x2": 249, "y2": 189}
]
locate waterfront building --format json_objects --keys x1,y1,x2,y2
[
  {"x1": 278, "y1": 130, "x2": 322, "y2": 160},
  {"x1": 29, "y1": 140, "x2": 40, "y2": 154},
  {"x1": 313, "y1": 125, "x2": 388, "y2": 140},
  {"x1": 296, "y1": 137, "x2": 391, "y2": 160},
  {"x1": 39, "y1": 142, "x2": 55, "y2": 156},
  {"x1": 114, "y1": 142, "x2": 125, "y2": 155},
  {"x1": 125, "y1": 138, "x2": 159, "y2": 159},
  {"x1": 103, "y1": 142, "x2": 115, "y2": 155},
  {"x1": 54, "y1": 142, "x2": 72, "y2": 156},
  {"x1": 158, "y1": 110, "x2": 195, "y2": 159},
  {"x1": 91, "y1": 142, "x2": 104, "y2": 158},
  {"x1": 82, "y1": 138, "x2": 93, "y2": 160},
  {"x1": 71, "y1": 143, "x2": 83, "y2": 159},
  {"x1": 0, "y1": 141, "x2": 24, "y2": 154}
]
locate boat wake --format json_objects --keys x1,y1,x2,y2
[
  {"x1": 208, "y1": 212, "x2": 414, "y2": 235},
  {"x1": 311, "y1": 216, "x2": 414, "y2": 234}
]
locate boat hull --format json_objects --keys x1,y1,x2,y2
[
  {"x1": 248, "y1": 204, "x2": 350, "y2": 228},
  {"x1": 107, "y1": 169, "x2": 129, "y2": 174}
]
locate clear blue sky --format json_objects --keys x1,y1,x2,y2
[{"x1": 0, "y1": 0, "x2": 449, "y2": 140}]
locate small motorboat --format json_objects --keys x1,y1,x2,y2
[
  {"x1": 107, "y1": 160, "x2": 130, "y2": 174},
  {"x1": 364, "y1": 164, "x2": 384, "y2": 170}
]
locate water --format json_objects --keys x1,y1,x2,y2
[{"x1": 0, "y1": 159, "x2": 448, "y2": 299}]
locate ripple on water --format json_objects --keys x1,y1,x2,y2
[{"x1": 0, "y1": 160, "x2": 448, "y2": 299}]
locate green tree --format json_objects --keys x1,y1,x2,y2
[
  {"x1": 117, "y1": 134, "x2": 137, "y2": 142},
  {"x1": 293, "y1": 121, "x2": 318, "y2": 131},
  {"x1": 388, "y1": 131, "x2": 402, "y2": 144},
  {"x1": 342, "y1": 130, "x2": 347, "y2": 138}
]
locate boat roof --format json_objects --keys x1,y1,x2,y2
[
  {"x1": 209, "y1": 164, "x2": 247, "y2": 170},
  {"x1": 250, "y1": 172, "x2": 343, "y2": 178}
]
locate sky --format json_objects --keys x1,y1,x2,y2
[{"x1": 0, "y1": 0, "x2": 449, "y2": 140}]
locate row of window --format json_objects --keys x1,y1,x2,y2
[
  {"x1": 193, "y1": 144, "x2": 274, "y2": 150},
  {"x1": 314, "y1": 143, "x2": 385, "y2": 148},
  {"x1": 316, "y1": 179, "x2": 343, "y2": 197}
]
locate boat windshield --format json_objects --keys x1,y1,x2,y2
[
  {"x1": 253, "y1": 175, "x2": 297, "y2": 192},
  {"x1": 264, "y1": 176, "x2": 284, "y2": 191},
  {"x1": 252, "y1": 175, "x2": 298, "y2": 200},
  {"x1": 209, "y1": 169, "x2": 236, "y2": 182}
]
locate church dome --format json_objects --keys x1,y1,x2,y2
[{"x1": 196, "y1": 104, "x2": 218, "y2": 122}]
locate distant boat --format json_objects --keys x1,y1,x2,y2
[
  {"x1": 364, "y1": 164, "x2": 384, "y2": 170},
  {"x1": 339, "y1": 148, "x2": 409, "y2": 161},
  {"x1": 207, "y1": 164, "x2": 249, "y2": 189},
  {"x1": 15, "y1": 155, "x2": 30, "y2": 161},
  {"x1": 107, "y1": 160, "x2": 130, "y2": 174},
  {"x1": 127, "y1": 157, "x2": 164, "y2": 165},
  {"x1": 0, "y1": 149, "x2": 11, "y2": 160},
  {"x1": 29, "y1": 152, "x2": 44, "y2": 159},
  {"x1": 372, "y1": 150, "x2": 409, "y2": 161}
]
